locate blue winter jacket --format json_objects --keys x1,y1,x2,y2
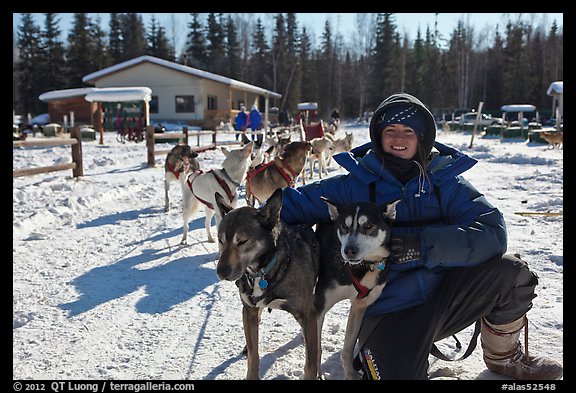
[
  {"x1": 234, "y1": 111, "x2": 248, "y2": 131},
  {"x1": 249, "y1": 109, "x2": 262, "y2": 130},
  {"x1": 280, "y1": 141, "x2": 508, "y2": 318}
]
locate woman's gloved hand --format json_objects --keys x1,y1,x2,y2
[{"x1": 391, "y1": 234, "x2": 421, "y2": 263}]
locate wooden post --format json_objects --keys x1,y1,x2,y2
[
  {"x1": 264, "y1": 96, "x2": 270, "y2": 133},
  {"x1": 143, "y1": 100, "x2": 150, "y2": 127},
  {"x1": 146, "y1": 125, "x2": 155, "y2": 167},
  {"x1": 183, "y1": 127, "x2": 189, "y2": 145},
  {"x1": 97, "y1": 101, "x2": 104, "y2": 145},
  {"x1": 468, "y1": 101, "x2": 484, "y2": 148},
  {"x1": 70, "y1": 126, "x2": 83, "y2": 178}
]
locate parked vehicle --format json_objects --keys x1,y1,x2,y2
[
  {"x1": 544, "y1": 118, "x2": 558, "y2": 127},
  {"x1": 459, "y1": 112, "x2": 504, "y2": 127}
]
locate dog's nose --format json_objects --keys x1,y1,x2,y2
[
  {"x1": 344, "y1": 245, "x2": 358, "y2": 259},
  {"x1": 216, "y1": 264, "x2": 232, "y2": 280}
]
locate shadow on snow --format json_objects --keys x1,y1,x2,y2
[{"x1": 59, "y1": 242, "x2": 219, "y2": 316}]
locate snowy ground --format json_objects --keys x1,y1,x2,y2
[{"x1": 13, "y1": 123, "x2": 563, "y2": 381}]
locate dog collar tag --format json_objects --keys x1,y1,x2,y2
[
  {"x1": 376, "y1": 262, "x2": 386, "y2": 270},
  {"x1": 259, "y1": 279, "x2": 268, "y2": 289}
]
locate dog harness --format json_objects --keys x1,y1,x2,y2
[
  {"x1": 347, "y1": 259, "x2": 388, "y2": 299},
  {"x1": 168, "y1": 162, "x2": 183, "y2": 179},
  {"x1": 245, "y1": 160, "x2": 299, "y2": 204},
  {"x1": 186, "y1": 169, "x2": 237, "y2": 209}
]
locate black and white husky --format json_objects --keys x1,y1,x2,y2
[{"x1": 314, "y1": 197, "x2": 399, "y2": 379}]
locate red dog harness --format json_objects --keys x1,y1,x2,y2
[
  {"x1": 347, "y1": 260, "x2": 387, "y2": 299},
  {"x1": 186, "y1": 169, "x2": 236, "y2": 209},
  {"x1": 168, "y1": 162, "x2": 182, "y2": 179}
]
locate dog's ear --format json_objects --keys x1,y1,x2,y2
[
  {"x1": 189, "y1": 151, "x2": 199, "y2": 158},
  {"x1": 221, "y1": 147, "x2": 230, "y2": 157},
  {"x1": 215, "y1": 192, "x2": 233, "y2": 217},
  {"x1": 242, "y1": 141, "x2": 254, "y2": 156},
  {"x1": 255, "y1": 133, "x2": 264, "y2": 148},
  {"x1": 258, "y1": 188, "x2": 283, "y2": 228},
  {"x1": 320, "y1": 196, "x2": 340, "y2": 221},
  {"x1": 381, "y1": 199, "x2": 400, "y2": 221},
  {"x1": 241, "y1": 133, "x2": 250, "y2": 145}
]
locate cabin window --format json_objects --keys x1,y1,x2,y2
[
  {"x1": 149, "y1": 96, "x2": 159, "y2": 113},
  {"x1": 207, "y1": 95, "x2": 217, "y2": 110},
  {"x1": 175, "y1": 95, "x2": 195, "y2": 113}
]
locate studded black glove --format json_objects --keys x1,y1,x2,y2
[{"x1": 391, "y1": 234, "x2": 421, "y2": 263}]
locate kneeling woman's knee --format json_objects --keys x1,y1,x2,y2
[{"x1": 499, "y1": 253, "x2": 539, "y2": 287}]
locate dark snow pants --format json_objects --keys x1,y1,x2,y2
[{"x1": 357, "y1": 253, "x2": 539, "y2": 380}]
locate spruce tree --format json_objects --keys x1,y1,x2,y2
[
  {"x1": 224, "y1": 15, "x2": 241, "y2": 79},
  {"x1": 38, "y1": 13, "x2": 67, "y2": 98},
  {"x1": 251, "y1": 18, "x2": 272, "y2": 89},
  {"x1": 108, "y1": 13, "x2": 123, "y2": 65},
  {"x1": 183, "y1": 13, "x2": 208, "y2": 70},
  {"x1": 206, "y1": 13, "x2": 226, "y2": 75},
  {"x1": 16, "y1": 13, "x2": 43, "y2": 116}
]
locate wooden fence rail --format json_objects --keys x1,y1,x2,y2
[
  {"x1": 145, "y1": 126, "x2": 264, "y2": 167},
  {"x1": 13, "y1": 127, "x2": 83, "y2": 178}
]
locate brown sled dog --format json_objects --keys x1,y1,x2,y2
[
  {"x1": 245, "y1": 141, "x2": 311, "y2": 207},
  {"x1": 540, "y1": 131, "x2": 563, "y2": 149},
  {"x1": 164, "y1": 144, "x2": 200, "y2": 212},
  {"x1": 215, "y1": 188, "x2": 320, "y2": 380}
]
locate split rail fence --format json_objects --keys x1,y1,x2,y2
[
  {"x1": 145, "y1": 126, "x2": 265, "y2": 167},
  {"x1": 13, "y1": 127, "x2": 83, "y2": 178},
  {"x1": 14, "y1": 125, "x2": 277, "y2": 178}
]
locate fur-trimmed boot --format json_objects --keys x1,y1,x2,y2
[{"x1": 481, "y1": 316, "x2": 563, "y2": 380}]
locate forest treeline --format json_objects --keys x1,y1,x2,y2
[{"x1": 13, "y1": 13, "x2": 563, "y2": 120}]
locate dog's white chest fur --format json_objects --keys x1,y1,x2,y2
[{"x1": 240, "y1": 282, "x2": 287, "y2": 310}]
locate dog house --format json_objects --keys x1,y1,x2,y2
[
  {"x1": 546, "y1": 81, "x2": 563, "y2": 132},
  {"x1": 500, "y1": 104, "x2": 536, "y2": 139}
]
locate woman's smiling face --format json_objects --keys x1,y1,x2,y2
[{"x1": 381, "y1": 124, "x2": 419, "y2": 159}]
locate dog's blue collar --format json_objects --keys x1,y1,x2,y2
[
  {"x1": 363, "y1": 257, "x2": 388, "y2": 271},
  {"x1": 246, "y1": 254, "x2": 279, "y2": 289}
]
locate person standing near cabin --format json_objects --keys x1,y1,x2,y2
[
  {"x1": 248, "y1": 105, "x2": 262, "y2": 141},
  {"x1": 279, "y1": 92, "x2": 563, "y2": 380},
  {"x1": 331, "y1": 108, "x2": 340, "y2": 123},
  {"x1": 234, "y1": 104, "x2": 248, "y2": 141}
]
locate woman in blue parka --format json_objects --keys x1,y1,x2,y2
[{"x1": 280, "y1": 93, "x2": 562, "y2": 380}]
